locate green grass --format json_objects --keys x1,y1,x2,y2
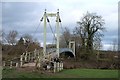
[
  {"x1": 2, "y1": 67, "x2": 43, "y2": 78},
  {"x1": 2, "y1": 67, "x2": 118, "y2": 78},
  {"x1": 56, "y1": 69, "x2": 118, "y2": 78}
]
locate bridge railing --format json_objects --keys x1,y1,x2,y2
[
  {"x1": 2, "y1": 49, "x2": 41, "y2": 68},
  {"x1": 2, "y1": 49, "x2": 64, "y2": 73},
  {"x1": 53, "y1": 62, "x2": 63, "y2": 73}
]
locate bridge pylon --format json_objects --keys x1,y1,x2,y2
[
  {"x1": 69, "y1": 41, "x2": 75, "y2": 56},
  {"x1": 42, "y1": 9, "x2": 61, "y2": 58}
]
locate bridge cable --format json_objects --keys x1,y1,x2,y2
[
  {"x1": 60, "y1": 22, "x2": 68, "y2": 47},
  {"x1": 58, "y1": 16, "x2": 68, "y2": 47},
  {"x1": 47, "y1": 17, "x2": 57, "y2": 41},
  {"x1": 3, "y1": 17, "x2": 43, "y2": 63},
  {"x1": 24, "y1": 17, "x2": 43, "y2": 52},
  {"x1": 46, "y1": 17, "x2": 57, "y2": 50}
]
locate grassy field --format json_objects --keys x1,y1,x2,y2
[{"x1": 2, "y1": 67, "x2": 118, "y2": 78}]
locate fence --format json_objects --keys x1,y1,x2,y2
[
  {"x1": 3, "y1": 49, "x2": 40, "y2": 68},
  {"x1": 53, "y1": 62, "x2": 63, "y2": 72},
  {"x1": 2, "y1": 49, "x2": 64, "y2": 72}
]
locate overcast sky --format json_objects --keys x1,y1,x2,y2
[{"x1": 1, "y1": 0, "x2": 119, "y2": 50}]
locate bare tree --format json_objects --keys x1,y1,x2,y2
[
  {"x1": 0, "y1": 30, "x2": 2, "y2": 42},
  {"x1": 60, "y1": 27, "x2": 71, "y2": 48},
  {"x1": 74, "y1": 12, "x2": 105, "y2": 53},
  {"x1": 0, "y1": 30, "x2": 6, "y2": 44},
  {"x1": 0, "y1": 30, "x2": 2, "y2": 48},
  {"x1": 6, "y1": 30, "x2": 18, "y2": 45},
  {"x1": 93, "y1": 33, "x2": 103, "y2": 50}
]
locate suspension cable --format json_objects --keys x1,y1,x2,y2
[
  {"x1": 46, "y1": 17, "x2": 57, "y2": 41},
  {"x1": 53, "y1": 24, "x2": 57, "y2": 45},
  {"x1": 32, "y1": 19, "x2": 42, "y2": 37},
  {"x1": 60, "y1": 22, "x2": 68, "y2": 47},
  {"x1": 59, "y1": 16, "x2": 68, "y2": 47},
  {"x1": 3, "y1": 21, "x2": 42, "y2": 58},
  {"x1": 24, "y1": 17, "x2": 43, "y2": 52},
  {"x1": 3, "y1": 17, "x2": 43, "y2": 62}
]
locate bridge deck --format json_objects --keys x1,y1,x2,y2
[{"x1": 46, "y1": 48, "x2": 75, "y2": 57}]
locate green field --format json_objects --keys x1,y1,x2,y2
[{"x1": 2, "y1": 67, "x2": 118, "y2": 78}]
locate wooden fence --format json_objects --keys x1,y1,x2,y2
[{"x1": 2, "y1": 49, "x2": 64, "y2": 72}]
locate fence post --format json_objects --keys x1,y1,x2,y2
[
  {"x1": 22, "y1": 53, "x2": 25, "y2": 61},
  {"x1": 28, "y1": 52, "x2": 31, "y2": 62},
  {"x1": 37, "y1": 56, "x2": 40, "y2": 68},
  {"x1": 15, "y1": 62, "x2": 18, "y2": 67},
  {"x1": 34, "y1": 52, "x2": 36, "y2": 60},
  {"x1": 61, "y1": 62, "x2": 63, "y2": 70},
  {"x1": 20, "y1": 55, "x2": 23, "y2": 67},
  {"x1": 36, "y1": 55, "x2": 41, "y2": 68},
  {"x1": 25, "y1": 52, "x2": 27, "y2": 62},
  {"x1": 54, "y1": 62, "x2": 56, "y2": 73},
  {"x1": 57, "y1": 62, "x2": 60, "y2": 72},
  {"x1": 10, "y1": 61, "x2": 12, "y2": 68},
  {"x1": 3, "y1": 61, "x2": 5, "y2": 67},
  {"x1": 34, "y1": 49, "x2": 37, "y2": 59},
  {"x1": 59, "y1": 62, "x2": 61, "y2": 71},
  {"x1": 34, "y1": 51, "x2": 36, "y2": 62},
  {"x1": 31, "y1": 52, "x2": 34, "y2": 62}
]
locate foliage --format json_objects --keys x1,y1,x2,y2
[
  {"x1": 0, "y1": 30, "x2": 5, "y2": 44},
  {"x1": 2, "y1": 34, "x2": 41, "y2": 61},
  {"x1": 6, "y1": 30, "x2": 18, "y2": 45},
  {"x1": 73, "y1": 12, "x2": 105, "y2": 60}
]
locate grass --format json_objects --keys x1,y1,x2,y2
[
  {"x1": 2, "y1": 67, "x2": 43, "y2": 78},
  {"x1": 2, "y1": 67, "x2": 118, "y2": 78},
  {"x1": 56, "y1": 69, "x2": 118, "y2": 78}
]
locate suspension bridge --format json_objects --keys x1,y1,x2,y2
[
  {"x1": 40, "y1": 9, "x2": 75, "y2": 58},
  {"x1": 3, "y1": 9, "x2": 76, "y2": 72}
]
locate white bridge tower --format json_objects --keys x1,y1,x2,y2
[{"x1": 43, "y1": 9, "x2": 61, "y2": 58}]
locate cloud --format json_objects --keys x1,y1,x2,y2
[{"x1": 2, "y1": 1, "x2": 118, "y2": 50}]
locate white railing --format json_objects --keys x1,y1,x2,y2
[{"x1": 2, "y1": 49, "x2": 64, "y2": 73}]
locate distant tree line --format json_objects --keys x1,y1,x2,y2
[
  {"x1": 1, "y1": 30, "x2": 41, "y2": 60},
  {"x1": 1, "y1": 30, "x2": 40, "y2": 46}
]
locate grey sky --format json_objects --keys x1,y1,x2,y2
[{"x1": 1, "y1": 0, "x2": 119, "y2": 50}]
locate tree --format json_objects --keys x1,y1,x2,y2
[
  {"x1": 6, "y1": 30, "x2": 18, "y2": 45},
  {"x1": 0, "y1": 30, "x2": 7, "y2": 45},
  {"x1": 60, "y1": 27, "x2": 71, "y2": 48},
  {"x1": 0, "y1": 30, "x2": 3, "y2": 44},
  {"x1": 74, "y1": 12, "x2": 105, "y2": 54},
  {"x1": 93, "y1": 33, "x2": 103, "y2": 50}
]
